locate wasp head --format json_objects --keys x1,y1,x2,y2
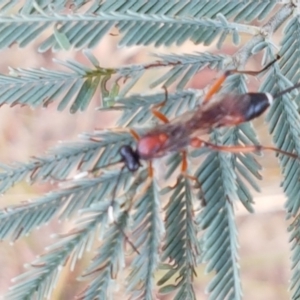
[{"x1": 119, "y1": 145, "x2": 141, "y2": 172}]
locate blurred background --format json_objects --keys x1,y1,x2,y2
[{"x1": 0, "y1": 24, "x2": 291, "y2": 300}]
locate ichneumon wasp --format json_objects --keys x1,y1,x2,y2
[
  {"x1": 87, "y1": 56, "x2": 300, "y2": 254},
  {"x1": 118, "y1": 57, "x2": 299, "y2": 177}
]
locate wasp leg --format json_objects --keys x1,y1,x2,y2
[
  {"x1": 203, "y1": 71, "x2": 231, "y2": 103},
  {"x1": 153, "y1": 85, "x2": 168, "y2": 109},
  {"x1": 151, "y1": 109, "x2": 169, "y2": 124},
  {"x1": 129, "y1": 128, "x2": 140, "y2": 141},
  {"x1": 108, "y1": 207, "x2": 140, "y2": 254},
  {"x1": 149, "y1": 88, "x2": 169, "y2": 176},
  {"x1": 148, "y1": 161, "x2": 153, "y2": 178},
  {"x1": 114, "y1": 219, "x2": 140, "y2": 254},
  {"x1": 181, "y1": 150, "x2": 196, "y2": 180},
  {"x1": 179, "y1": 150, "x2": 206, "y2": 206},
  {"x1": 190, "y1": 137, "x2": 298, "y2": 159},
  {"x1": 181, "y1": 150, "x2": 201, "y2": 185},
  {"x1": 203, "y1": 56, "x2": 280, "y2": 104},
  {"x1": 151, "y1": 86, "x2": 170, "y2": 124},
  {"x1": 151, "y1": 88, "x2": 198, "y2": 177}
]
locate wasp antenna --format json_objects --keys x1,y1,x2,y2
[
  {"x1": 110, "y1": 164, "x2": 126, "y2": 213},
  {"x1": 85, "y1": 159, "x2": 124, "y2": 177},
  {"x1": 273, "y1": 82, "x2": 300, "y2": 99},
  {"x1": 114, "y1": 221, "x2": 140, "y2": 255},
  {"x1": 257, "y1": 56, "x2": 280, "y2": 74},
  {"x1": 108, "y1": 164, "x2": 140, "y2": 255},
  {"x1": 162, "y1": 85, "x2": 168, "y2": 103}
]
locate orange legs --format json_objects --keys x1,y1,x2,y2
[
  {"x1": 150, "y1": 87, "x2": 196, "y2": 179},
  {"x1": 151, "y1": 109, "x2": 169, "y2": 124},
  {"x1": 150, "y1": 86, "x2": 170, "y2": 124},
  {"x1": 190, "y1": 137, "x2": 298, "y2": 159},
  {"x1": 129, "y1": 128, "x2": 140, "y2": 141}
]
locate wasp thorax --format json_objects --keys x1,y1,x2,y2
[{"x1": 119, "y1": 145, "x2": 141, "y2": 172}]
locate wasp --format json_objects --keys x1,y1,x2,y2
[
  {"x1": 92, "y1": 57, "x2": 300, "y2": 254},
  {"x1": 118, "y1": 58, "x2": 299, "y2": 175}
]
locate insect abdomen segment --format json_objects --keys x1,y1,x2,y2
[{"x1": 242, "y1": 92, "x2": 273, "y2": 121}]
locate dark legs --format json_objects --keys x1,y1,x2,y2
[{"x1": 203, "y1": 56, "x2": 279, "y2": 103}]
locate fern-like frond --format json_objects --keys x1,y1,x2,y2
[
  {"x1": 197, "y1": 133, "x2": 242, "y2": 300},
  {"x1": 194, "y1": 73, "x2": 261, "y2": 213},
  {"x1": 289, "y1": 216, "x2": 300, "y2": 300},
  {"x1": 1, "y1": 2, "x2": 299, "y2": 299},
  {"x1": 127, "y1": 179, "x2": 164, "y2": 299},
  {"x1": 261, "y1": 40, "x2": 300, "y2": 299},
  {"x1": 262, "y1": 64, "x2": 300, "y2": 215},
  {"x1": 0, "y1": 51, "x2": 226, "y2": 111},
  {"x1": 77, "y1": 169, "x2": 148, "y2": 299},
  {"x1": 99, "y1": 0, "x2": 278, "y2": 23},
  {"x1": 193, "y1": 72, "x2": 266, "y2": 299},
  {"x1": 4, "y1": 202, "x2": 110, "y2": 300},
  {"x1": 218, "y1": 74, "x2": 262, "y2": 212},
  {"x1": 0, "y1": 131, "x2": 133, "y2": 193},
  {"x1": 150, "y1": 52, "x2": 228, "y2": 89},
  {"x1": 0, "y1": 170, "x2": 132, "y2": 241},
  {"x1": 279, "y1": 16, "x2": 300, "y2": 98},
  {"x1": 0, "y1": 52, "x2": 116, "y2": 112},
  {"x1": 111, "y1": 89, "x2": 202, "y2": 127},
  {"x1": 0, "y1": 11, "x2": 259, "y2": 51},
  {"x1": 0, "y1": 0, "x2": 89, "y2": 14},
  {"x1": 77, "y1": 212, "x2": 128, "y2": 300},
  {"x1": 158, "y1": 175, "x2": 200, "y2": 300}
]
